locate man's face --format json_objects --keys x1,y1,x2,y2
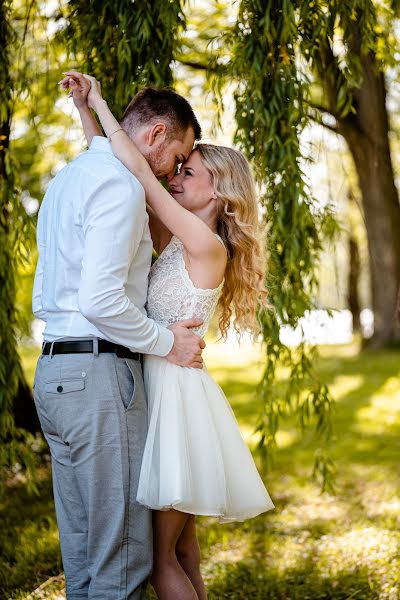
[{"x1": 147, "y1": 127, "x2": 195, "y2": 179}]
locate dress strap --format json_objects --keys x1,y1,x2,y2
[{"x1": 215, "y1": 234, "x2": 227, "y2": 253}]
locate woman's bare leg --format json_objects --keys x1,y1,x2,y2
[
  {"x1": 176, "y1": 515, "x2": 207, "y2": 600},
  {"x1": 151, "y1": 509, "x2": 199, "y2": 600}
]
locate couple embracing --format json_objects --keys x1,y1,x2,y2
[{"x1": 32, "y1": 71, "x2": 274, "y2": 600}]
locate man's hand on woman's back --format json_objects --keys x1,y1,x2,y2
[{"x1": 167, "y1": 318, "x2": 206, "y2": 368}]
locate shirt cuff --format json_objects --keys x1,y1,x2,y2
[{"x1": 151, "y1": 325, "x2": 174, "y2": 357}]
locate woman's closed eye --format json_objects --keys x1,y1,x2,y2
[{"x1": 184, "y1": 169, "x2": 193, "y2": 177}]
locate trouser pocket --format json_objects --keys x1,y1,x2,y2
[
  {"x1": 44, "y1": 379, "x2": 86, "y2": 395},
  {"x1": 114, "y1": 356, "x2": 136, "y2": 411}
]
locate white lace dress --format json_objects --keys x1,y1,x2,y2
[{"x1": 136, "y1": 235, "x2": 274, "y2": 522}]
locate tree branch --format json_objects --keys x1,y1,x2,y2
[
  {"x1": 307, "y1": 100, "x2": 337, "y2": 120},
  {"x1": 177, "y1": 59, "x2": 211, "y2": 71},
  {"x1": 307, "y1": 110, "x2": 340, "y2": 134},
  {"x1": 177, "y1": 58, "x2": 226, "y2": 75},
  {"x1": 317, "y1": 40, "x2": 345, "y2": 114}
]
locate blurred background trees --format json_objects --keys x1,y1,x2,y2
[
  {"x1": 3, "y1": 1, "x2": 400, "y2": 597},
  {"x1": 2, "y1": 0, "x2": 400, "y2": 487}
]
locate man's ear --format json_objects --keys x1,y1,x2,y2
[{"x1": 147, "y1": 122, "x2": 167, "y2": 146}]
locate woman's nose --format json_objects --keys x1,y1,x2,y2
[{"x1": 168, "y1": 170, "x2": 181, "y2": 185}]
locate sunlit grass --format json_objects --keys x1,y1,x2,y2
[
  {"x1": 202, "y1": 340, "x2": 400, "y2": 599},
  {"x1": 3, "y1": 340, "x2": 400, "y2": 599}
]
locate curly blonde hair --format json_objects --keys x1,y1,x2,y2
[{"x1": 196, "y1": 143, "x2": 268, "y2": 339}]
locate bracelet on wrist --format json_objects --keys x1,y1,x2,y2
[{"x1": 108, "y1": 127, "x2": 124, "y2": 141}]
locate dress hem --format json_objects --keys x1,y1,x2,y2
[{"x1": 136, "y1": 497, "x2": 275, "y2": 523}]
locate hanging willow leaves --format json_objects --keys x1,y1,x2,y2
[
  {"x1": 61, "y1": 0, "x2": 187, "y2": 116},
  {"x1": 224, "y1": 0, "x2": 341, "y2": 491},
  {"x1": 1, "y1": 0, "x2": 188, "y2": 492},
  {"x1": 0, "y1": 0, "x2": 38, "y2": 494},
  {"x1": 221, "y1": 0, "x2": 400, "y2": 488},
  {"x1": 5, "y1": 0, "x2": 398, "y2": 497},
  {"x1": 241, "y1": 1, "x2": 400, "y2": 353},
  {"x1": 60, "y1": 0, "x2": 340, "y2": 489}
]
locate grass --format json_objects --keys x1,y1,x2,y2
[{"x1": 2, "y1": 341, "x2": 400, "y2": 599}]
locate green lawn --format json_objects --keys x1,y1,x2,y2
[{"x1": 2, "y1": 342, "x2": 400, "y2": 599}]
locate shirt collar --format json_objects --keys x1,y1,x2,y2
[{"x1": 90, "y1": 136, "x2": 113, "y2": 153}]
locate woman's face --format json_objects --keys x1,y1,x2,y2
[{"x1": 168, "y1": 150, "x2": 216, "y2": 213}]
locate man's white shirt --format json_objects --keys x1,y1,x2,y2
[{"x1": 32, "y1": 136, "x2": 174, "y2": 356}]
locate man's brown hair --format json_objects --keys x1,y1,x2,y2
[{"x1": 120, "y1": 87, "x2": 201, "y2": 141}]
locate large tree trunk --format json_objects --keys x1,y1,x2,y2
[{"x1": 338, "y1": 55, "x2": 400, "y2": 348}]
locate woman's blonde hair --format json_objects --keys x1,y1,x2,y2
[{"x1": 196, "y1": 143, "x2": 268, "y2": 339}]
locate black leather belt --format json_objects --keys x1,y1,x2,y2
[{"x1": 42, "y1": 339, "x2": 141, "y2": 361}]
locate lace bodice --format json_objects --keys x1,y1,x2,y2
[{"x1": 146, "y1": 236, "x2": 224, "y2": 338}]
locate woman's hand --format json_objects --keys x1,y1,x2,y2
[
  {"x1": 59, "y1": 70, "x2": 104, "y2": 145},
  {"x1": 82, "y1": 74, "x2": 104, "y2": 112},
  {"x1": 59, "y1": 71, "x2": 104, "y2": 112}
]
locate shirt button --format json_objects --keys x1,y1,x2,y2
[
  {"x1": 57, "y1": 385, "x2": 63, "y2": 393},
  {"x1": 81, "y1": 372, "x2": 86, "y2": 377}
]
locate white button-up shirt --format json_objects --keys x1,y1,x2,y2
[{"x1": 32, "y1": 136, "x2": 174, "y2": 356}]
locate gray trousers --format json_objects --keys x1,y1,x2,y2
[{"x1": 33, "y1": 345, "x2": 152, "y2": 600}]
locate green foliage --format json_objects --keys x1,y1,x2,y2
[
  {"x1": 298, "y1": 0, "x2": 385, "y2": 119},
  {"x1": 5, "y1": 0, "x2": 399, "y2": 500},
  {"x1": 172, "y1": 0, "x2": 400, "y2": 479},
  {"x1": 1, "y1": 0, "x2": 190, "y2": 494},
  {"x1": 217, "y1": 0, "x2": 340, "y2": 486},
  {"x1": 0, "y1": 0, "x2": 38, "y2": 493},
  {"x1": 10, "y1": 1, "x2": 81, "y2": 337},
  {"x1": 62, "y1": 0, "x2": 187, "y2": 116}
]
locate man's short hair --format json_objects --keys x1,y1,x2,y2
[{"x1": 120, "y1": 87, "x2": 201, "y2": 141}]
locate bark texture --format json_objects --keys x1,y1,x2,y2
[{"x1": 338, "y1": 57, "x2": 400, "y2": 346}]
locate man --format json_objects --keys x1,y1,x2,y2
[{"x1": 32, "y1": 76, "x2": 203, "y2": 599}]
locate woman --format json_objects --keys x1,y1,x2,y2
[{"x1": 62, "y1": 72, "x2": 274, "y2": 600}]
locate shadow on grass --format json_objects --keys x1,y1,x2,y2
[
  {"x1": 0, "y1": 471, "x2": 62, "y2": 599},
  {"x1": 9, "y1": 343, "x2": 400, "y2": 599},
  {"x1": 215, "y1": 346, "x2": 400, "y2": 471},
  {"x1": 205, "y1": 346, "x2": 400, "y2": 599},
  {"x1": 276, "y1": 347, "x2": 400, "y2": 470},
  {"x1": 200, "y1": 513, "x2": 386, "y2": 600},
  {"x1": 206, "y1": 561, "x2": 376, "y2": 600}
]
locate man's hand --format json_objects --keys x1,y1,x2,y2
[
  {"x1": 167, "y1": 318, "x2": 206, "y2": 368},
  {"x1": 59, "y1": 71, "x2": 103, "y2": 146},
  {"x1": 59, "y1": 70, "x2": 91, "y2": 110},
  {"x1": 61, "y1": 71, "x2": 104, "y2": 111}
]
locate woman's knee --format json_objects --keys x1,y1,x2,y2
[
  {"x1": 153, "y1": 509, "x2": 189, "y2": 560},
  {"x1": 176, "y1": 536, "x2": 201, "y2": 570}
]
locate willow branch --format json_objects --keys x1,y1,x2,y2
[
  {"x1": 177, "y1": 58, "x2": 226, "y2": 75},
  {"x1": 178, "y1": 59, "x2": 209, "y2": 70}
]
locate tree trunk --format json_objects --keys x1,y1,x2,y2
[
  {"x1": 348, "y1": 235, "x2": 361, "y2": 334},
  {"x1": 338, "y1": 55, "x2": 400, "y2": 348}
]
